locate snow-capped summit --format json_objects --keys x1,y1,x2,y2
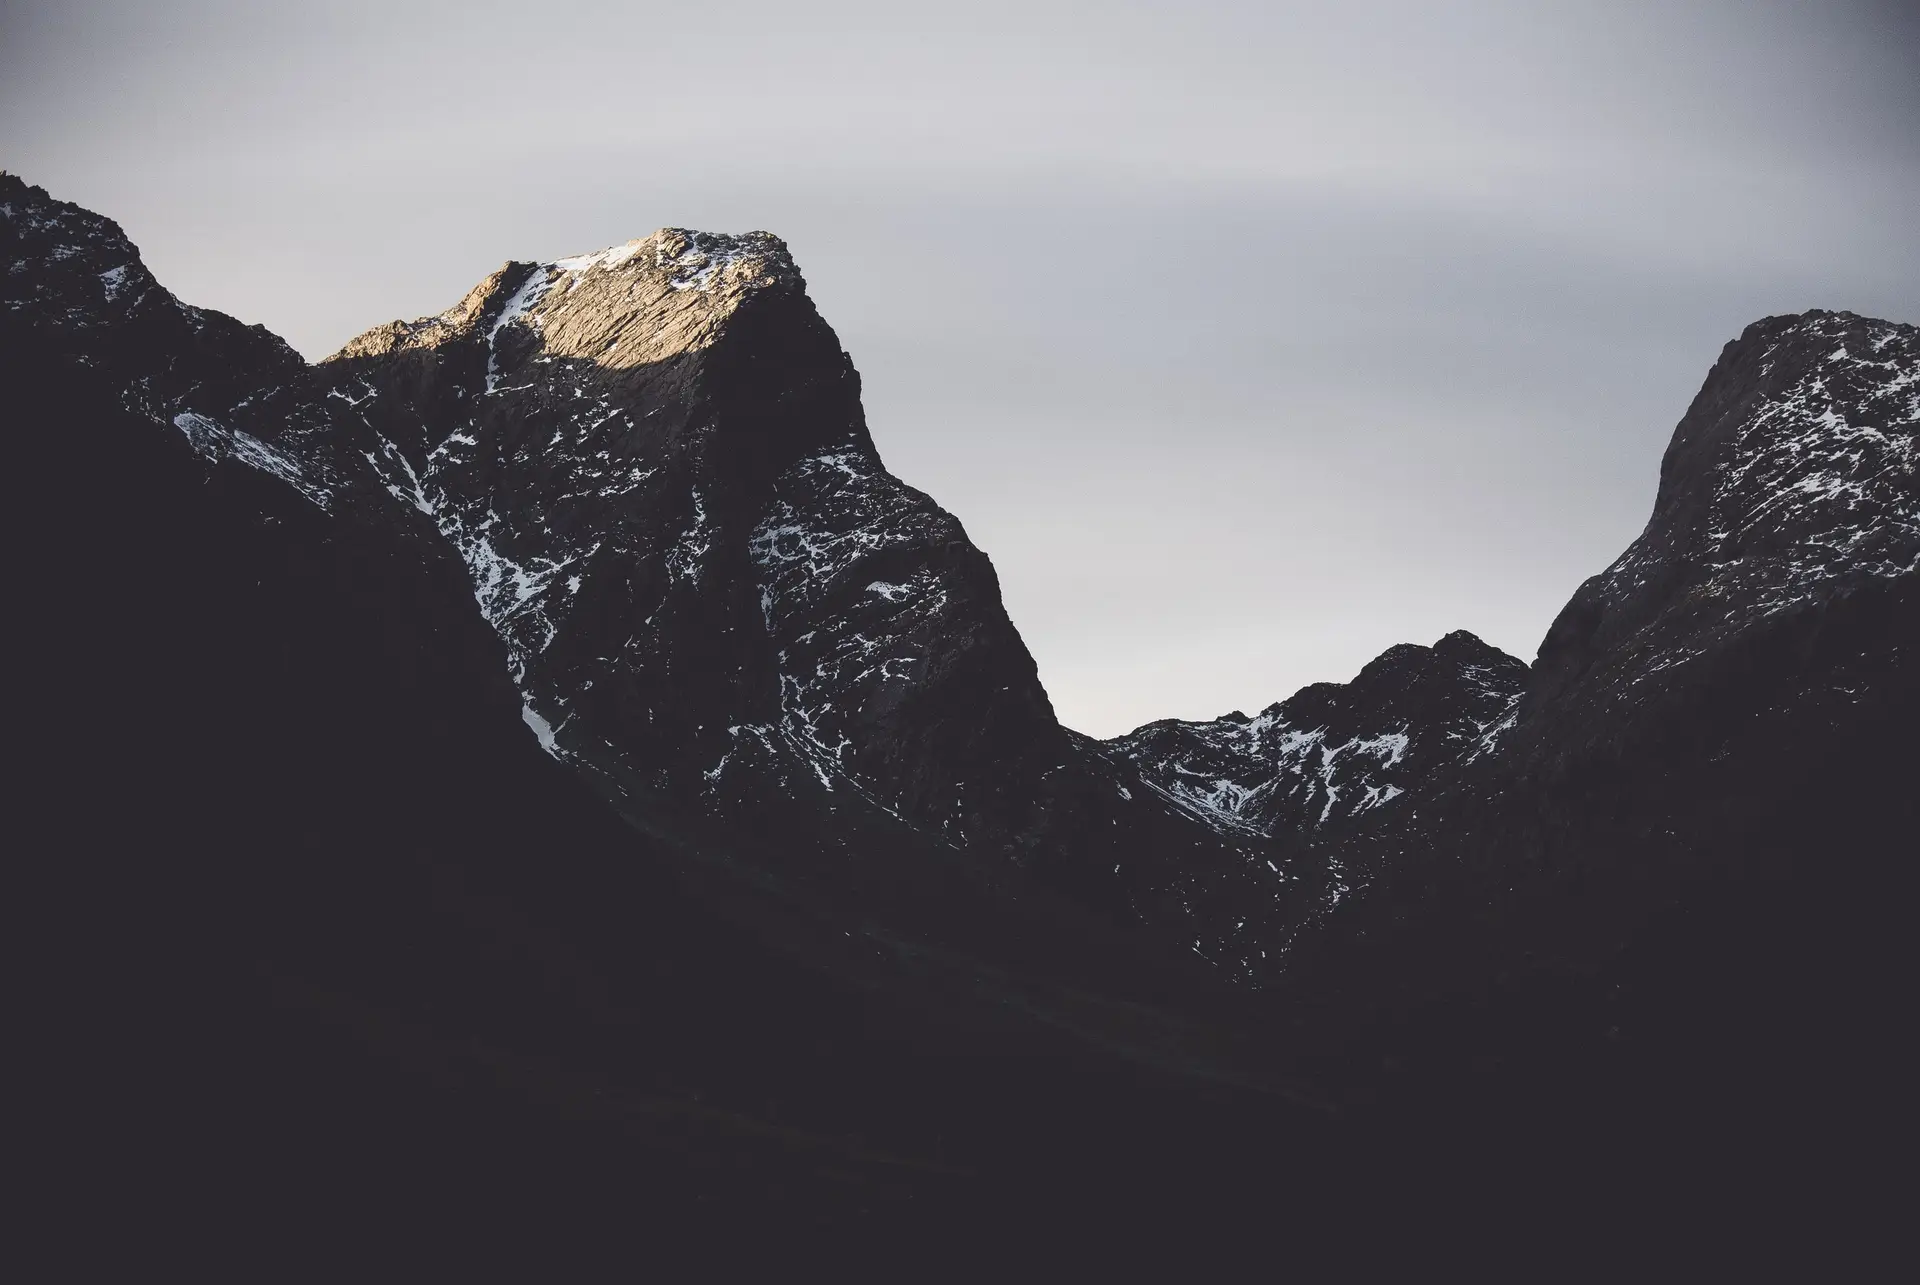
[{"x1": 332, "y1": 226, "x2": 804, "y2": 387}]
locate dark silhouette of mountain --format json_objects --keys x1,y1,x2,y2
[
  {"x1": 9, "y1": 171, "x2": 1913, "y2": 1265},
  {"x1": 1278, "y1": 308, "x2": 1918, "y2": 991},
  {"x1": 6, "y1": 170, "x2": 1346, "y2": 1269},
  {"x1": 1253, "y1": 310, "x2": 1918, "y2": 1237}
]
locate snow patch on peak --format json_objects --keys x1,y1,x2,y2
[
  {"x1": 665, "y1": 490, "x2": 713, "y2": 584},
  {"x1": 171, "y1": 411, "x2": 331, "y2": 510},
  {"x1": 552, "y1": 240, "x2": 647, "y2": 275},
  {"x1": 1347, "y1": 730, "x2": 1410, "y2": 766},
  {"x1": 485, "y1": 265, "x2": 560, "y2": 394},
  {"x1": 1462, "y1": 694, "x2": 1521, "y2": 765},
  {"x1": 655, "y1": 228, "x2": 794, "y2": 292},
  {"x1": 521, "y1": 698, "x2": 563, "y2": 758}
]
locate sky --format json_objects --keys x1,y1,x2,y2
[{"x1": 6, "y1": 0, "x2": 1917, "y2": 735}]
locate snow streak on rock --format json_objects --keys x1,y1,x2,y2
[
  {"x1": 752, "y1": 449, "x2": 964, "y2": 814},
  {"x1": 172, "y1": 411, "x2": 333, "y2": 510}
]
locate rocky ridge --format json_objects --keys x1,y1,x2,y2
[
  {"x1": 1106, "y1": 630, "x2": 1527, "y2": 837},
  {"x1": 1522, "y1": 309, "x2": 1918, "y2": 738}
]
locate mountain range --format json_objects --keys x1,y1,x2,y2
[{"x1": 10, "y1": 171, "x2": 1914, "y2": 1266}]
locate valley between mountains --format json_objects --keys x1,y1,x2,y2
[{"x1": 10, "y1": 170, "x2": 1914, "y2": 1257}]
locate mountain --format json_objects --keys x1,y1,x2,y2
[
  {"x1": 6, "y1": 172, "x2": 1332, "y2": 1262},
  {"x1": 1106, "y1": 629, "x2": 1527, "y2": 837},
  {"x1": 1256, "y1": 310, "x2": 1919, "y2": 1211},
  {"x1": 1284, "y1": 308, "x2": 1918, "y2": 986},
  {"x1": 311, "y1": 228, "x2": 1274, "y2": 927},
  {"x1": 10, "y1": 170, "x2": 1915, "y2": 1260}
]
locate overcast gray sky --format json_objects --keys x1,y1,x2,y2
[{"x1": 7, "y1": 0, "x2": 1917, "y2": 735}]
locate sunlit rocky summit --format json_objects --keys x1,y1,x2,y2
[{"x1": 9, "y1": 170, "x2": 1914, "y2": 1251}]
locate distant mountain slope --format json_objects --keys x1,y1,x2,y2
[{"x1": 1106, "y1": 630, "x2": 1526, "y2": 836}]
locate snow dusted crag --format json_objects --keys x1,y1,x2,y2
[
  {"x1": 319, "y1": 229, "x2": 849, "y2": 766},
  {"x1": 1523, "y1": 310, "x2": 1918, "y2": 735},
  {"x1": 317, "y1": 226, "x2": 1044, "y2": 805},
  {"x1": 1, "y1": 170, "x2": 571, "y2": 795},
  {"x1": 1272, "y1": 308, "x2": 1920, "y2": 1009},
  {"x1": 1106, "y1": 631, "x2": 1525, "y2": 838},
  {"x1": 2, "y1": 171, "x2": 317, "y2": 483},
  {"x1": 0, "y1": 173, "x2": 497, "y2": 560}
]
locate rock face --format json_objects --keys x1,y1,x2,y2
[
  {"x1": 2, "y1": 172, "x2": 1332, "y2": 1252},
  {"x1": 1490, "y1": 308, "x2": 1919, "y2": 852},
  {"x1": 1523, "y1": 309, "x2": 1917, "y2": 752},
  {"x1": 320, "y1": 233, "x2": 1070, "y2": 831}
]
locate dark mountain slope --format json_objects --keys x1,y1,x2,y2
[
  {"x1": 1256, "y1": 312, "x2": 1918, "y2": 1228},
  {"x1": 7, "y1": 174, "x2": 1344, "y2": 1263},
  {"x1": 1287, "y1": 309, "x2": 1918, "y2": 985}
]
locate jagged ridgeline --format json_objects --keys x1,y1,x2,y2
[
  {"x1": 8, "y1": 167, "x2": 1915, "y2": 972},
  {"x1": 8, "y1": 169, "x2": 1916, "y2": 1250},
  {"x1": 9, "y1": 168, "x2": 1917, "y2": 980}
]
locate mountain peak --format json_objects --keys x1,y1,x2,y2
[
  {"x1": 1432, "y1": 628, "x2": 1501, "y2": 659},
  {"x1": 541, "y1": 227, "x2": 800, "y2": 296},
  {"x1": 1104, "y1": 630, "x2": 1525, "y2": 841},
  {"x1": 1534, "y1": 308, "x2": 1917, "y2": 711},
  {"x1": 650, "y1": 227, "x2": 799, "y2": 291},
  {"x1": 331, "y1": 225, "x2": 807, "y2": 375}
]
